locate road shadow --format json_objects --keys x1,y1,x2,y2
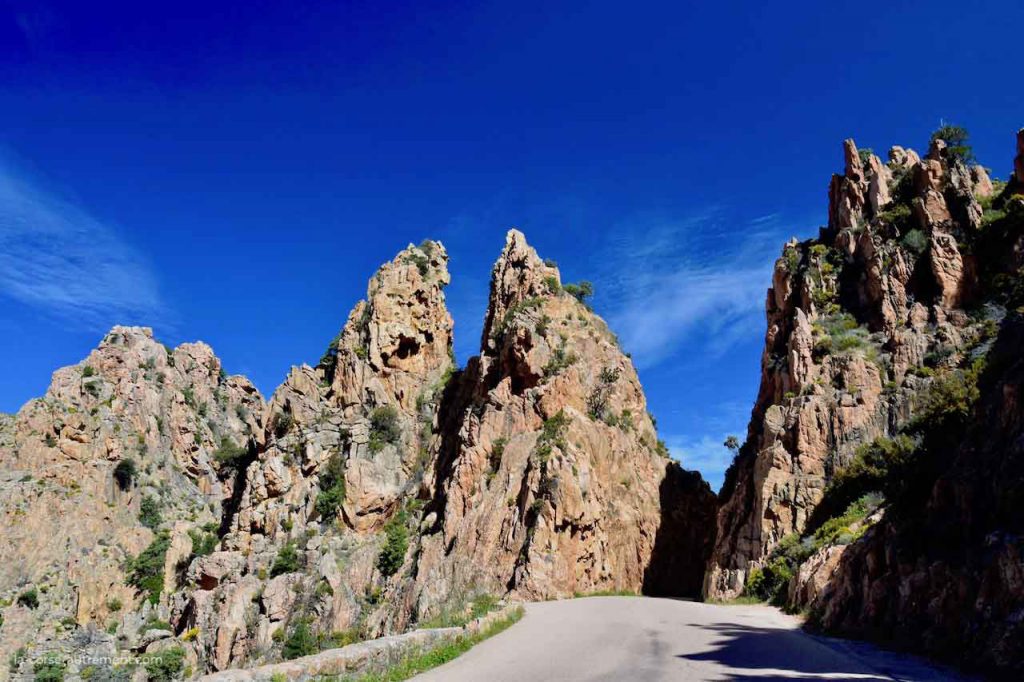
[{"x1": 675, "y1": 623, "x2": 893, "y2": 681}]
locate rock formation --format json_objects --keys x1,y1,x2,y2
[
  {"x1": 0, "y1": 234, "x2": 715, "y2": 677},
  {"x1": 403, "y1": 230, "x2": 716, "y2": 620},
  {"x1": 797, "y1": 318, "x2": 1024, "y2": 673},
  {"x1": 707, "y1": 128, "x2": 1024, "y2": 676},
  {"x1": 0, "y1": 327, "x2": 264, "y2": 677}
]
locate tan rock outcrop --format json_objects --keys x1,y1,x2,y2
[
  {"x1": 705, "y1": 133, "x2": 1000, "y2": 600},
  {"x1": 401, "y1": 230, "x2": 715, "y2": 624},
  {"x1": 0, "y1": 327, "x2": 264, "y2": 675}
]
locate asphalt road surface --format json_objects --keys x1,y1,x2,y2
[{"x1": 413, "y1": 597, "x2": 972, "y2": 681}]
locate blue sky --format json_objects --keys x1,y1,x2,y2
[{"x1": 1, "y1": 1, "x2": 1021, "y2": 490}]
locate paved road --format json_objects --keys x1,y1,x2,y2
[{"x1": 414, "y1": 597, "x2": 971, "y2": 681}]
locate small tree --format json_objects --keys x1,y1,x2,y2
[
  {"x1": 377, "y1": 509, "x2": 409, "y2": 577},
  {"x1": 368, "y1": 405, "x2": 401, "y2": 453},
  {"x1": 144, "y1": 647, "x2": 185, "y2": 682},
  {"x1": 213, "y1": 438, "x2": 248, "y2": 470},
  {"x1": 128, "y1": 531, "x2": 171, "y2": 604},
  {"x1": 17, "y1": 588, "x2": 39, "y2": 609},
  {"x1": 139, "y1": 496, "x2": 163, "y2": 530},
  {"x1": 930, "y1": 124, "x2": 975, "y2": 165},
  {"x1": 113, "y1": 458, "x2": 137, "y2": 490},
  {"x1": 32, "y1": 657, "x2": 66, "y2": 682},
  {"x1": 282, "y1": 620, "x2": 318, "y2": 660},
  {"x1": 563, "y1": 281, "x2": 594, "y2": 304},
  {"x1": 270, "y1": 542, "x2": 300, "y2": 577},
  {"x1": 315, "y1": 452, "x2": 347, "y2": 522}
]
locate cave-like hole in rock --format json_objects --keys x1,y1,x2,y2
[{"x1": 396, "y1": 335, "x2": 420, "y2": 359}]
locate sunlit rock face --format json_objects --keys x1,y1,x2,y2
[
  {"x1": 0, "y1": 232, "x2": 716, "y2": 675},
  {"x1": 707, "y1": 128, "x2": 1024, "y2": 676},
  {"x1": 0, "y1": 326, "x2": 263, "y2": 675}
]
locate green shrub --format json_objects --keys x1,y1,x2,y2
[
  {"x1": 323, "y1": 628, "x2": 361, "y2": 649},
  {"x1": 188, "y1": 524, "x2": 219, "y2": 557},
  {"x1": 213, "y1": 438, "x2": 248, "y2": 469},
  {"x1": 17, "y1": 588, "x2": 38, "y2": 609},
  {"x1": 270, "y1": 542, "x2": 300, "y2": 577},
  {"x1": 491, "y1": 297, "x2": 544, "y2": 342},
  {"x1": 821, "y1": 313, "x2": 859, "y2": 337},
  {"x1": 586, "y1": 366, "x2": 620, "y2": 420},
  {"x1": 144, "y1": 646, "x2": 185, "y2": 682},
  {"x1": 404, "y1": 250, "x2": 430, "y2": 276},
  {"x1": 33, "y1": 657, "x2": 66, "y2": 682},
  {"x1": 315, "y1": 452, "x2": 347, "y2": 522},
  {"x1": 143, "y1": 616, "x2": 172, "y2": 631},
  {"x1": 420, "y1": 593, "x2": 500, "y2": 629},
  {"x1": 82, "y1": 365, "x2": 96, "y2": 377},
  {"x1": 8, "y1": 647, "x2": 26, "y2": 672},
  {"x1": 113, "y1": 458, "x2": 137, "y2": 490},
  {"x1": 368, "y1": 405, "x2": 402, "y2": 453},
  {"x1": 315, "y1": 331, "x2": 339, "y2": 385},
  {"x1": 128, "y1": 531, "x2": 171, "y2": 604},
  {"x1": 377, "y1": 508, "x2": 409, "y2": 577},
  {"x1": 809, "y1": 440, "x2": 904, "y2": 540},
  {"x1": 489, "y1": 437, "x2": 508, "y2": 473},
  {"x1": 105, "y1": 597, "x2": 122, "y2": 612},
  {"x1": 915, "y1": 362, "x2": 982, "y2": 427},
  {"x1": 811, "y1": 494, "x2": 881, "y2": 548},
  {"x1": 930, "y1": 124, "x2": 975, "y2": 165},
  {"x1": 139, "y1": 495, "x2": 163, "y2": 530},
  {"x1": 273, "y1": 410, "x2": 294, "y2": 438},
  {"x1": 901, "y1": 229, "x2": 929, "y2": 255},
  {"x1": 562, "y1": 281, "x2": 594, "y2": 304},
  {"x1": 744, "y1": 557, "x2": 793, "y2": 605},
  {"x1": 542, "y1": 341, "x2": 578, "y2": 377},
  {"x1": 535, "y1": 410, "x2": 570, "y2": 462},
  {"x1": 543, "y1": 276, "x2": 560, "y2": 294},
  {"x1": 282, "y1": 620, "x2": 318, "y2": 660},
  {"x1": 877, "y1": 203, "x2": 912, "y2": 231},
  {"x1": 783, "y1": 247, "x2": 801, "y2": 272},
  {"x1": 834, "y1": 334, "x2": 862, "y2": 352}
]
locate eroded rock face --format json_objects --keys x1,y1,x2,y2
[
  {"x1": 175, "y1": 242, "x2": 455, "y2": 669},
  {"x1": 707, "y1": 127, "x2": 1024, "y2": 676},
  {"x1": 401, "y1": 230, "x2": 716, "y2": 622},
  {"x1": 1, "y1": 233, "x2": 716, "y2": 676},
  {"x1": 705, "y1": 137, "x2": 1000, "y2": 600},
  {"x1": 799, "y1": 319, "x2": 1024, "y2": 675},
  {"x1": 0, "y1": 326, "x2": 263, "y2": 675}
]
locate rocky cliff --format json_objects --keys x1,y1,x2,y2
[
  {"x1": 0, "y1": 327, "x2": 264, "y2": 677},
  {"x1": 404, "y1": 230, "x2": 716, "y2": 618},
  {"x1": 707, "y1": 127, "x2": 1024, "y2": 675},
  {"x1": 0, "y1": 233, "x2": 715, "y2": 677}
]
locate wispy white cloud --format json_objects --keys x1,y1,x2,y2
[
  {"x1": 598, "y1": 208, "x2": 792, "y2": 369},
  {"x1": 0, "y1": 154, "x2": 165, "y2": 328}
]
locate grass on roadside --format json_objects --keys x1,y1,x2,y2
[
  {"x1": 353, "y1": 606, "x2": 524, "y2": 682},
  {"x1": 418, "y1": 594, "x2": 500, "y2": 629},
  {"x1": 570, "y1": 589, "x2": 637, "y2": 598},
  {"x1": 706, "y1": 595, "x2": 764, "y2": 606}
]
